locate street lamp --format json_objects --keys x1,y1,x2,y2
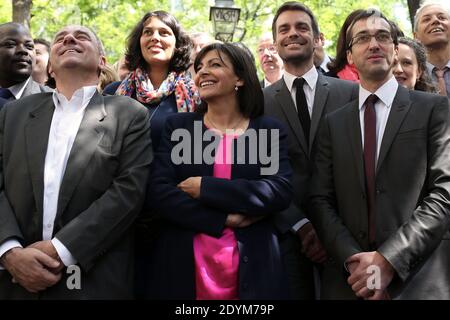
[{"x1": 209, "y1": 0, "x2": 241, "y2": 42}]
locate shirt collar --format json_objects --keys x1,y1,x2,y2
[
  {"x1": 283, "y1": 65, "x2": 318, "y2": 93},
  {"x1": 264, "y1": 78, "x2": 272, "y2": 88},
  {"x1": 7, "y1": 77, "x2": 31, "y2": 100},
  {"x1": 52, "y1": 86, "x2": 97, "y2": 112},
  {"x1": 358, "y1": 76, "x2": 398, "y2": 110},
  {"x1": 426, "y1": 60, "x2": 450, "y2": 73},
  {"x1": 319, "y1": 55, "x2": 331, "y2": 73}
]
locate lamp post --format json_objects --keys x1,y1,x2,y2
[{"x1": 209, "y1": 0, "x2": 241, "y2": 42}]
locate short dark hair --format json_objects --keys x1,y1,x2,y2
[
  {"x1": 193, "y1": 43, "x2": 264, "y2": 119},
  {"x1": 272, "y1": 1, "x2": 320, "y2": 40},
  {"x1": 125, "y1": 10, "x2": 192, "y2": 73},
  {"x1": 398, "y1": 37, "x2": 438, "y2": 93},
  {"x1": 346, "y1": 9, "x2": 399, "y2": 51},
  {"x1": 33, "y1": 38, "x2": 50, "y2": 52}
]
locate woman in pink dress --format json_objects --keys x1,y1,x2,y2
[{"x1": 146, "y1": 43, "x2": 293, "y2": 299}]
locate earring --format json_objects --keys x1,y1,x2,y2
[{"x1": 235, "y1": 85, "x2": 239, "y2": 91}]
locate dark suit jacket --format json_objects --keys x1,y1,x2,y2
[
  {"x1": 264, "y1": 74, "x2": 358, "y2": 233},
  {"x1": 146, "y1": 112, "x2": 293, "y2": 299},
  {"x1": 0, "y1": 79, "x2": 51, "y2": 110},
  {"x1": 310, "y1": 85, "x2": 450, "y2": 299},
  {"x1": 0, "y1": 92, "x2": 152, "y2": 299}
]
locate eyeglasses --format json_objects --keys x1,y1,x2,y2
[
  {"x1": 257, "y1": 45, "x2": 277, "y2": 55},
  {"x1": 348, "y1": 31, "x2": 393, "y2": 48}
]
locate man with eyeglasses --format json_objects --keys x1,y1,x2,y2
[
  {"x1": 264, "y1": 1, "x2": 358, "y2": 300},
  {"x1": 257, "y1": 33, "x2": 283, "y2": 88},
  {"x1": 310, "y1": 8, "x2": 450, "y2": 300}
]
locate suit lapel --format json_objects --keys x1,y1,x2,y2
[
  {"x1": 310, "y1": 74, "x2": 330, "y2": 152},
  {"x1": 274, "y1": 79, "x2": 309, "y2": 154},
  {"x1": 24, "y1": 95, "x2": 55, "y2": 233},
  {"x1": 376, "y1": 86, "x2": 410, "y2": 173},
  {"x1": 346, "y1": 101, "x2": 366, "y2": 191},
  {"x1": 56, "y1": 92, "x2": 106, "y2": 218},
  {"x1": 22, "y1": 79, "x2": 40, "y2": 97}
]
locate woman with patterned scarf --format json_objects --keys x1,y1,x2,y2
[
  {"x1": 104, "y1": 10, "x2": 199, "y2": 151},
  {"x1": 103, "y1": 10, "x2": 199, "y2": 298}
]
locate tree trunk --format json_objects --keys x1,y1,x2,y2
[
  {"x1": 407, "y1": 0, "x2": 422, "y2": 31},
  {"x1": 12, "y1": 0, "x2": 33, "y2": 30}
]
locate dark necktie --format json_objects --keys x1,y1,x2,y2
[
  {"x1": 434, "y1": 67, "x2": 448, "y2": 97},
  {"x1": 0, "y1": 88, "x2": 14, "y2": 100},
  {"x1": 363, "y1": 94, "x2": 378, "y2": 247},
  {"x1": 293, "y1": 78, "x2": 310, "y2": 145}
]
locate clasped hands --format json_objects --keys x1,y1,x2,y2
[
  {"x1": 0, "y1": 240, "x2": 64, "y2": 293},
  {"x1": 177, "y1": 176, "x2": 263, "y2": 228},
  {"x1": 346, "y1": 251, "x2": 395, "y2": 300}
]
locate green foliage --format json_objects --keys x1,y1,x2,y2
[{"x1": 0, "y1": 0, "x2": 410, "y2": 65}]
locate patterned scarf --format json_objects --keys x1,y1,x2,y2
[{"x1": 115, "y1": 67, "x2": 199, "y2": 112}]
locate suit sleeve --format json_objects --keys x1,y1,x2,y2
[
  {"x1": 0, "y1": 106, "x2": 24, "y2": 246},
  {"x1": 378, "y1": 96, "x2": 450, "y2": 281},
  {"x1": 263, "y1": 88, "x2": 308, "y2": 233},
  {"x1": 147, "y1": 117, "x2": 228, "y2": 237},
  {"x1": 200, "y1": 121, "x2": 293, "y2": 216},
  {"x1": 309, "y1": 114, "x2": 362, "y2": 267},
  {"x1": 54, "y1": 106, "x2": 152, "y2": 272}
]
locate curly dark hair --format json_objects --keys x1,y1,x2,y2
[
  {"x1": 125, "y1": 10, "x2": 192, "y2": 73},
  {"x1": 398, "y1": 37, "x2": 438, "y2": 93},
  {"x1": 193, "y1": 43, "x2": 264, "y2": 119}
]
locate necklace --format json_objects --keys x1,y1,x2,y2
[{"x1": 205, "y1": 112, "x2": 244, "y2": 135}]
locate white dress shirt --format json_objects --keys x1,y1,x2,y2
[
  {"x1": 359, "y1": 76, "x2": 398, "y2": 164},
  {"x1": 0, "y1": 85, "x2": 97, "y2": 268},
  {"x1": 319, "y1": 55, "x2": 332, "y2": 73},
  {"x1": 282, "y1": 66, "x2": 319, "y2": 232},
  {"x1": 283, "y1": 66, "x2": 318, "y2": 117}
]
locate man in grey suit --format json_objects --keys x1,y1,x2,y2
[
  {"x1": 310, "y1": 9, "x2": 450, "y2": 300},
  {"x1": 0, "y1": 25, "x2": 152, "y2": 299},
  {"x1": 0, "y1": 23, "x2": 50, "y2": 105},
  {"x1": 264, "y1": 1, "x2": 357, "y2": 299}
]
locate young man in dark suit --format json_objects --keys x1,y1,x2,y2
[
  {"x1": 0, "y1": 23, "x2": 50, "y2": 105},
  {"x1": 0, "y1": 25, "x2": 152, "y2": 299},
  {"x1": 263, "y1": 1, "x2": 358, "y2": 299},
  {"x1": 310, "y1": 9, "x2": 450, "y2": 300}
]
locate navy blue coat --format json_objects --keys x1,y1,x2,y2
[{"x1": 146, "y1": 112, "x2": 293, "y2": 299}]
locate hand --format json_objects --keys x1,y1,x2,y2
[
  {"x1": 0, "y1": 247, "x2": 62, "y2": 293},
  {"x1": 225, "y1": 213, "x2": 264, "y2": 228},
  {"x1": 297, "y1": 222, "x2": 327, "y2": 264},
  {"x1": 177, "y1": 177, "x2": 202, "y2": 199},
  {"x1": 346, "y1": 251, "x2": 395, "y2": 300},
  {"x1": 28, "y1": 240, "x2": 64, "y2": 274}
]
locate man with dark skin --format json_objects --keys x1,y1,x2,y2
[{"x1": 0, "y1": 23, "x2": 48, "y2": 106}]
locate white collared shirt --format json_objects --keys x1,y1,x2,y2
[
  {"x1": 283, "y1": 66, "x2": 318, "y2": 117},
  {"x1": 0, "y1": 85, "x2": 97, "y2": 268},
  {"x1": 264, "y1": 78, "x2": 272, "y2": 88},
  {"x1": 359, "y1": 76, "x2": 398, "y2": 164},
  {"x1": 1, "y1": 77, "x2": 31, "y2": 100},
  {"x1": 319, "y1": 55, "x2": 332, "y2": 73}
]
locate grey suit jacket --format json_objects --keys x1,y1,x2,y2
[
  {"x1": 0, "y1": 92, "x2": 152, "y2": 299},
  {"x1": 264, "y1": 74, "x2": 358, "y2": 233},
  {"x1": 22, "y1": 78, "x2": 52, "y2": 97},
  {"x1": 310, "y1": 85, "x2": 450, "y2": 299},
  {"x1": 0, "y1": 79, "x2": 51, "y2": 110}
]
